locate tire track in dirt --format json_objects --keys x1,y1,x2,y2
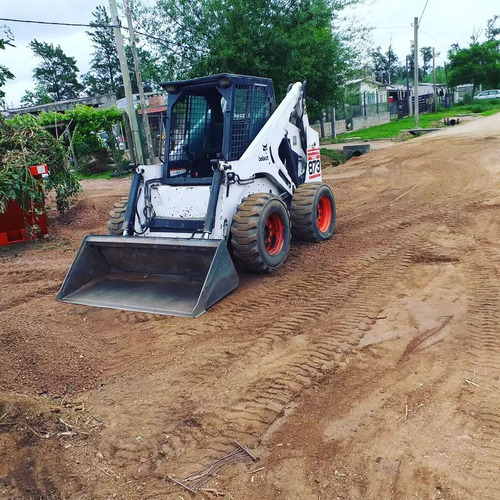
[
  {"x1": 96, "y1": 195, "x2": 474, "y2": 477},
  {"x1": 0, "y1": 263, "x2": 66, "y2": 311},
  {"x1": 156, "y1": 189, "x2": 484, "y2": 471},
  {"x1": 95, "y1": 240, "x2": 417, "y2": 475},
  {"x1": 218, "y1": 249, "x2": 413, "y2": 431},
  {"x1": 153, "y1": 236, "x2": 419, "y2": 469},
  {"x1": 0, "y1": 282, "x2": 62, "y2": 312},
  {"x1": 460, "y1": 247, "x2": 500, "y2": 499}
]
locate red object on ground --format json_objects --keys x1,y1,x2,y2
[
  {"x1": 0, "y1": 164, "x2": 50, "y2": 246},
  {"x1": 29, "y1": 164, "x2": 50, "y2": 177}
]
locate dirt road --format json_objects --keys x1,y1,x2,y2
[{"x1": 1, "y1": 113, "x2": 499, "y2": 499}]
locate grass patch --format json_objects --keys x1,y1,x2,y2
[
  {"x1": 75, "y1": 165, "x2": 132, "y2": 180},
  {"x1": 320, "y1": 148, "x2": 346, "y2": 164},
  {"x1": 481, "y1": 108, "x2": 500, "y2": 116},
  {"x1": 321, "y1": 100, "x2": 500, "y2": 143},
  {"x1": 76, "y1": 169, "x2": 113, "y2": 180}
]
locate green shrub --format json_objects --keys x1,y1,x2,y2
[
  {"x1": 0, "y1": 114, "x2": 81, "y2": 215},
  {"x1": 38, "y1": 105, "x2": 124, "y2": 175}
]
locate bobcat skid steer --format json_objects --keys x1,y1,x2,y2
[{"x1": 57, "y1": 74, "x2": 335, "y2": 317}]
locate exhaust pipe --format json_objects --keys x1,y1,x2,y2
[{"x1": 57, "y1": 235, "x2": 238, "y2": 317}]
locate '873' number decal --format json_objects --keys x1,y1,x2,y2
[
  {"x1": 308, "y1": 159, "x2": 320, "y2": 175},
  {"x1": 307, "y1": 148, "x2": 321, "y2": 179}
]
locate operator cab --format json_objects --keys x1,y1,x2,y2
[{"x1": 160, "y1": 74, "x2": 276, "y2": 184}]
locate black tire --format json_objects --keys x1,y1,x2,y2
[
  {"x1": 231, "y1": 193, "x2": 291, "y2": 273},
  {"x1": 107, "y1": 197, "x2": 128, "y2": 235},
  {"x1": 291, "y1": 183, "x2": 335, "y2": 242}
]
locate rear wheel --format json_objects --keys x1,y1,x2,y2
[
  {"x1": 291, "y1": 183, "x2": 335, "y2": 242},
  {"x1": 231, "y1": 193, "x2": 291, "y2": 273},
  {"x1": 107, "y1": 198, "x2": 128, "y2": 235}
]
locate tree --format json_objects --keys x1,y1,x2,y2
[
  {"x1": 448, "y1": 40, "x2": 500, "y2": 97},
  {"x1": 29, "y1": 39, "x2": 83, "y2": 102},
  {"x1": 0, "y1": 26, "x2": 15, "y2": 107},
  {"x1": 83, "y1": 5, "x2": 170, "y2": 98},
  {"x1": 370, "y1": 45, "x2": 400, "y2": 84},
  {"x1": 421, "y1": 67, "x2": 446, "y2": 85},
  {"x1": 124, "y1": 45, "x2": 162, "y2": 94},
  {"x1": 486, "y1": 15, "x2": 500, "y2": 41},
  {"x1": 404, "y1": 42, "x2": 434, "y2": 82},
  {"x1": 137, "y1": 0, "x2": 362, "y2": 115},
  {"x1": 420, "y1": 46, "x2": 434, "y2": 77},
  {"x1": 83, "y1": 6, "x2": 121, "y2": 97},
  {"x1": 20, "y1": 86, "x2": 52, "y2": 107}
]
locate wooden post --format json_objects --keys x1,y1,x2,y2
[{"x1": 331, "y1": 107, "x2": 336, "y2": 139}]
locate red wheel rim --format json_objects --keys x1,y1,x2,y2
[
  {"x1": 265, "y1": 212, "x2": 285, "y2": 255},
  {"x1": 317, "y1": 195, "x2": 332, "y2": 233}
]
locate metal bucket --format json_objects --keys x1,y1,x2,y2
[{"x1": 57, "y1": 235, "x2": 239, "y2": 317}]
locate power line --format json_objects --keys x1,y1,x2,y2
[
  {"x1": 419, "y1": 0, "x2": 430, "y2": 24},
  {"x1": 0, "y1": 17, "x2": 121, "y2": 29},
  {"x1": 419, "y1": 29, "x2": 448, "y2": 49},
  {"x1": 372, "y1": 25, "x2": 410, "y2": 30},
  {"x1": 0, "y1": 16, "x2": 175, "y2": 47}
]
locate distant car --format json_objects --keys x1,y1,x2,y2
[{"x1": 475, "y1": 89, "x2": 500, "y2": 100}]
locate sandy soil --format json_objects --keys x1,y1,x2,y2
[{"x1": 0, "y1": 114, "x2": 499, "y2": 500}]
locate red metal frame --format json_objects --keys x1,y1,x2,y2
[{"x1": 0, "y1": 164, "x2": 50, "y2": 246}]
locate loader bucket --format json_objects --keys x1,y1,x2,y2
[{"x1": 57, "y1": 235, "x2": 239, "y2": 317}]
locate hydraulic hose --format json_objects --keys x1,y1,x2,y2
[{"x1": 123, "y1": 170, "x2": 142, "y2": 236}]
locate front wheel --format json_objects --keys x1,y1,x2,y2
[
  {"x1": 231, "y1": 193, "x2": 291, "y2": 273},
  {"x1": 291, "y1": 183, "x2": 335, "y2": 242}
]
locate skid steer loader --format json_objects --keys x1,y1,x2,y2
[{"x1": 57, "y1": 74, "x2": 336, "y2": 317}]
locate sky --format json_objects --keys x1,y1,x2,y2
[{"x1": 1, "y1": 0, "x2": 498, "y2": 108}]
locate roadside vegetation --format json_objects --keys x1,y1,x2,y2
[
  {"x1": 0, "y1": 105, "x2": 130, "y2": 235},
  {"x1": 321, "y1": 100, "x2": 500, "y2": 142},
  {"x1": 0, "y1": 115, "x2": 80, "y2": 215}
]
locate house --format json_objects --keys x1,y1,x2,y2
[
  {"x1": 454, "y1": 84, "x2": 481, "y2": 102},
  {"x1": 311, "y1": 78, "x2": 391, "y2": 137},
  {"x1": 345, "y1": 78, "x2": 388, "y2": 107}
]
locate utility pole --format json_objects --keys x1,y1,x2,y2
[
  {"x1": 413, "y1": 16, "x2": 419, "y2": 128},
  {"x1": 108, "y1": 0, "x2": 144, "y2": 164},
  {"x1": 432, "y1": 47, "x2": 437, "y2": 112},
  {"x1": 124, "y1": 0, "x2": 155, "y2": 164}
]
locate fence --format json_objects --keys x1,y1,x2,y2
[
  {"x1": 312, "y1": 102, "x2": 390, "y2": 138},
  {"x1": 393, "y1": 92, "x2": 453, "y2": 118}
]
